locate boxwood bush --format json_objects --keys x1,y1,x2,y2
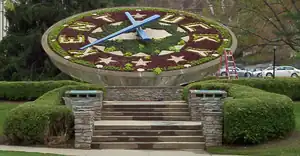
[
  {"x1": 183, "y1": 82, "x2": 295, "y2": 144},
  {"x1": 3, "y1": 83, "x2": 104, "y2": 145},
  {"x1": 202, "y1": 78, "x2": 300, "y2": 101},
  {"x1": 0, "y1": 80, "x2": 81, "y2": 100}
]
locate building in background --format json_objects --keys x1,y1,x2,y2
[{"x1": 0, "y1": 0, "x2": 8, "y2": 41}]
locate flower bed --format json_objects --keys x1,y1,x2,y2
[{"x1": 47, "y1": 7, "x2": 233, "y2": 73}]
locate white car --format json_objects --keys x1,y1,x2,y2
[
  {"x1": 219, "y1": 67, "x2": 252, "y2": 78},
  {"x1": 251, "y1": 68, "x2": 264, "y2": 77},
  {"x1": 261, "y1": 66, "x2": 300, "y2": 78}
]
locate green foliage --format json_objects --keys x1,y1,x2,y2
[
  {"x1": 124, "y1": 52, "x2": 133, "y2": 57},
  {"x1": 0, "y1": 0, "x2": 136, "y2": 81},
  {"x1": 139, "y1": 44, "x2": 145, "y2": 50},
  {"x1": 104, "y1": 46, "x2": 117, "y2": 52},
  {"x1": 116, "y1": 39, "x2": 123, "y2": 43},
  {"x1": 0, "y1": 80, "x2": 81, "y2": 100},
  {"x1": 3, "y1": 82, "x2": 104, "y2": 145},
  {"x1": 4, "y1": 0, "x2": 15, "y2": 11},
  {"x1": 123, "y1": 63, "x2": 134, "y2": 71},
  {"x1": 154, "y1": 50, "x2": 161, "y2": 54},
  {"x1": 168, "y1": 46, "x2": 176, "y2": 51},
  {"x1": 90, "y1": 20, "x2": 187, "y2": 56},
  {"x1": 4, "y1": 104, "x2": 73, "y2": 145},
  {"x1": 177, "y1": 40, "x2": 185, "y2": 45},
  {"x1": 49, "y1": 7, "x2": 233, "y2": 72},
  {"x1": 206, "y1": 78, "x2": 300, "y2": 101},
  {"x1": 183, "y1": 82, "x2": 295, "y2": 144},
  {"x1": 144, "y1": 55, "x2": 151, "y2": 60},
  {"x1": 103, "y1": 66, "x2": 121, "y2": 71},
  {"x1": 153, "y1": 67, "x2": 163, "y2": 75}
]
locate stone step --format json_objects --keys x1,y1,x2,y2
[
  {"x1": 104, "y1": 101, "x2": 186, "y2": 104},
  {"x1": 100, "y1": 116, "x2": 190, "y2": 121},
  {"x1": 92, "y1": 136, "x2": 204, "y2": 142},
  {"x1": 94, "y1": 121, "x2": 202, "y2": 130},
  {"x1": 93, "y1": 129, "x2": 203, "y2": 136},
  {"x1": 101, "y1": 111, "x2": 190, "y2": 116},
  {"x1": 102, "y1": 108, "x2": 189, "y2": 112},
  {"x1": 103, "y1": 103, "x2": 188, "y2": 109},
  {"x1": 91, "y1": 142, "x2": 205, "y2": 149}
]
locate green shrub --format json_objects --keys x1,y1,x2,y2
[
  {"x1": 3, "y1": 83, "x2": 104, "y2": 145},
  {"x1": 183, "y1": 82, "x2": 295, "y2": 144},
  {"x1": 0, "y1": 81, "x2": 81, "y2": 100},
  {"x1": 206, "y1": 78, "x2": 300, "y2": 101}
]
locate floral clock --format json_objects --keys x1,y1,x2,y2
[{"x1": 42, "y1": 7, "x2": 236, "y2": 86}]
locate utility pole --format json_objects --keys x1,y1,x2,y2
[{"x1": 273, "y1": 46, "x2": 277, "y2": 78}]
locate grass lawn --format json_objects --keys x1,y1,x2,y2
[
  {"x1": 0, "y1": 102, "x2": 21, "y2": 135},
  {"x1": 0, "y1": 151, "x2": 63, "y2": 156},
  {"x1": 207, "y1": 101, "x2": 300, "y2": 156}
]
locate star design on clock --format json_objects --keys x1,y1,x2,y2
[
  {"x1": 132, "y1": 58, "x2": 151, "y2": 66},
  {"x1": 132, "y1": 13, "x2": 147, "y2": 19},
  {"x1": 168, "y1": 55, "x2": 186, "y2": 63},
  {"x1": 96, "y1": 57, "x2": 117, "y2": 65},
  {"x1": 47, "y1": 7, "x2": 233, "y2": 74}
]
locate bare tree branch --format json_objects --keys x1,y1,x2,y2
[{"x1": 291, "y1": 0, "x2": 300, "y2": 12}]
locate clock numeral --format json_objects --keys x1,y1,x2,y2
[
  {"x1": 185, "y1": 47, "x2": 218, "y2": 57},
  {"x1": 182, "y1": 22, "x2": 211, "y2": 32},
  {"x1": 160, "y1": 14, "x2": 185, "y2": 23},
  {"x1": 58, "y1": 35, "x2": 85, "y2": 44},
  {"x1": 68, "y1": 21, "x2": 96, "y2": 31},
  {"x1": 92, "y1": 14, "x2": 115, "y2": 23},
  {"x1": 68, "y1": 47, "x2": 97, "y2": 58},
  {"x1": 192, "y1": 34, "x2": 220, "y2": 43}
]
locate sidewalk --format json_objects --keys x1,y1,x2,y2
[{"x1": 0, "y1": 145, "x2": 238, "y2": 156}]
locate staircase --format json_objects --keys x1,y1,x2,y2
[{"x1": 92, "y1": 101, "x2": 204, "y2": 149}]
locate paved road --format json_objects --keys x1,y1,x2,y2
[{"x1": 0, "y1": 145, "x2": 239, "y2": 156}]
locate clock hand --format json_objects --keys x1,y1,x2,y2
[
  {"x1": 80, "y1": 14, "x2": 160, "y2": 50},
  {"x1": 125, "y1": 12, "x2": 150, "y2": 41}
]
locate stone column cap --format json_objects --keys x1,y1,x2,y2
[
  {"x1": 65, "y1": 90, "x2": 103, "y2": 94},
  {"x1": 189, "y1": 90, "x2": 227, "y2": 94}
]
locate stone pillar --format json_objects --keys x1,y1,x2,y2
[
  {"x1": 63, "y1": 90, "x2": 103, "y2": 149},
  {"x1": 188, "y1": 90, "x2": 227, "y2": 147},
  {"x1": 74, "y1": 105, "x2": 95, "y2": 149}
]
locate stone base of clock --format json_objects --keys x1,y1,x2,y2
[{"x1": 49, "y1": 54, "x2": 219, "y2": 86}]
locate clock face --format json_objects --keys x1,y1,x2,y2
[{"x1": 47, "y1": 7, "x2": 232, "y2": 72}]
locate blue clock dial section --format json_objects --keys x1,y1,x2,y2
[{"x1": 125, "y1": 12, "x2": 151, "y2": 41}]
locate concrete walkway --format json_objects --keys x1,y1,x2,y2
[{"x1": 0, "y1": 145, "x2": 237, "y2": 156}]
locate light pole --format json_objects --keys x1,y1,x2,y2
[{"x1": 273, "y1": 46, "x2": 277, "y2": 78}]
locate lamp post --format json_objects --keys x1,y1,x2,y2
[{"x1": 273, "y1": 46, "x2": 277, "y2": 78}]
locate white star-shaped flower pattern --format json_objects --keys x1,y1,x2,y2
[
  {"x1": 132, "y1": 58, "x2": 151, "y2": 66},
  {"x1": 132, "y1": 13, "x2": 147, "y2": 19},
  {"x1": 168, "y1": 55, "x2": 186, "y2": 63},
  {"x1": 96, "y1": 57, "x2": 117, "y2": 65}
]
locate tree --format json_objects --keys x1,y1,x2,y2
[
  {"x1": 230, "y1": 0, "x2": 300, "y2": 53},
  {"x1": 0, "y1": 0, "x2": 136, "y2": 81}
]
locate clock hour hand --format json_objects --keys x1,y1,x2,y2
[
  {"x1": 125, "y1": 12, "x2": 150, "y2": 41},
  {"x1": 80, "y1": 14, "x2": 160, "y2": 50}
]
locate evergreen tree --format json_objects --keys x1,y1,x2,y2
[{"x1": 0, "y1": 0, "x2": 136, "y2": 81}]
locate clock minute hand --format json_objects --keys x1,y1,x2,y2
[
  {"x1": 125, "y1": 12, "x2": 150, "y2": 41},
  {"x1": 80, "y1": 14, "x2": 160, "y2": 50}
]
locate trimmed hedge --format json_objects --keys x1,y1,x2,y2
[
  {"x1": 0, "y1": 80, "x2": 81, "y2": 100},
  {"x1": 3, "y1": 83, "x2": 104, "y2": 145},
  {"x1": 202, "y1": 78, "x2": 300, "y2": 101},
  {"x1": 183, "y1": 82, "x2": 295, "y2": 144}
]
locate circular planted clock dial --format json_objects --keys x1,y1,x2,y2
[{"x1": 47, "y1": 8, "x2": 232, "y2": 72}]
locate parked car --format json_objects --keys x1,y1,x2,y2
[
  {"x1": 261, "y1": 66, "x2": 300, "y2": 78},
  {"x1": 251, "y1": 68, "x2": 263, "y2": 77},
  {"x1": 219, "y1": 67, "x2": 253, "y2": 78}
]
